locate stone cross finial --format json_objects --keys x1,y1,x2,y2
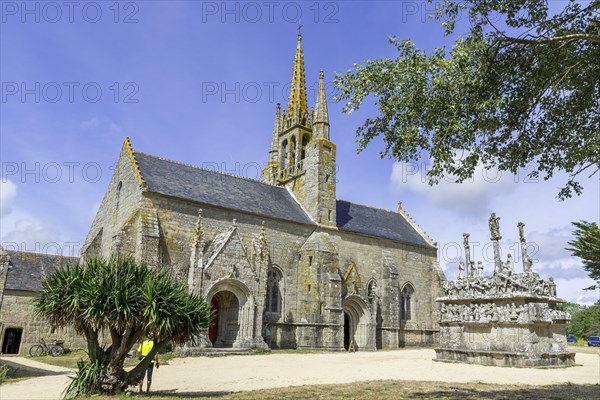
[
  {"x1": 463, "y1": 233, "x2": 471, "y2": 276},
  {"x1": 518, "y1": 222, "x2": 532, "y2": 273}
]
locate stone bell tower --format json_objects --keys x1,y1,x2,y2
[{"x1": 261, "y1": 34, "x2": 337, "y2": 228}]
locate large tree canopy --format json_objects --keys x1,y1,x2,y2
[
  {"x1": 561, "y1": 301, "x2": 600, "y2": 338},
  {"x1": 567, "y1": 220, "x2": 600, "y2": 282},
  {"x1": 335, "y1": 0, "x2": 599, "y2": 199},
  {"x1": 33, "y1": 256, "x2": 211, "y2": 396}
]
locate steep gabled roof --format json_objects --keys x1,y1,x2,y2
[
  {"x1": 134, "y1": 152, "x2": 315, "y2": 225},
  {"x1": 131, "y1": 152, "x2": 435, "y2": 248},
  {"x1": 5, "y1": 251, "x2": 79, "y2": 292},
  {"x1": 336, "y1": 200, "x2": 435, "y2": 248}
]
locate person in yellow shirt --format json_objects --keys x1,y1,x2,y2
[{"x1": 137, "y1": 339, "x2": 159, "y2": 392}]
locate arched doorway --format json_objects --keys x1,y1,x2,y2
[
  {"x1": 208, "y1": 297, "x2": 219, "y2": 345},
  {"x1": 206, "y1": 278, "x2": 254, "y2": 349},
  {"x1": 343, "y1": 295, "x2": 373, "y2": 351},
  {"x1": 343, "y1": 312, "x2": 351, "y2": 351},
  {"x1": 210, "y1": 290, "x2": 239, "y2": 348}
]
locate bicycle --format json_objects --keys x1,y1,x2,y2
[{"x1": 29, "y1": 338, "x2": 65, "y2": 357}]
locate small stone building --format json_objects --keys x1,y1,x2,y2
[
  {"x1": 0, "y1": 248, "x2": 83, "y2": 355},
  {"x1": 81, "y1": 34, "x2": 445, "y2": 351}
]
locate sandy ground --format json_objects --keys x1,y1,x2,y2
[{"x1": 1, "y1": 348, "x2": 599, "y2": 400}]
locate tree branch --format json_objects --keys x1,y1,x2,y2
[{"x1": 499, "y1": 33, "x2": 600, "y2": 45}]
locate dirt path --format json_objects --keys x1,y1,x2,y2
[{"x1": 2, "y1": 349, "x2": 598, "y2": 400}]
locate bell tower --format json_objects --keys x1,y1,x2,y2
[{"x1": 261, "y1": 34, "x2": 337, "y2": 228}]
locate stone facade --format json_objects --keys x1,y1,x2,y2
[
  {"x1": 0, "y1": 249, "x2": 85, "y2": 356},
  {"x1": 435, "y1": 215, "x2": 575, "y2": 367},
  {"x1": 82, "y1": 35, "x2": 445, "y2": 352}
]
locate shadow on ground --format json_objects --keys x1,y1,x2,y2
[
  {"x1": 0, "y1": 359, "x2": 69, "y2": 379},
  {"x1": 128, "y1": 382, "x2": 600, "y2": 400},
  {"x1": 140, "y1": 390, "x2": 233, "y2": 398}
]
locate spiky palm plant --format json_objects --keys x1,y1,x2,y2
[{"x1": 33, "y1": 255, "x2": 211, "y2": 396}]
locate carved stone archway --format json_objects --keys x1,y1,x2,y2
[
  {"x1": 206, "y1": 279, "x2": 255, "y2": 348},
  {"x1": 342, "y1": 295, "x2": 375, "y2": 351}
]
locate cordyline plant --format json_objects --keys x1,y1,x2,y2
[{"x1": 33, "y1": 255, "x2": 211, "y2": 397}]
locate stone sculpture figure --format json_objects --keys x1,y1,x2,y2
[
  {"x1": 477, "y1": 261, "x2": 484, "y2": 276},
  {"x1": 505, "y1": 253, "x2": 514, "y2": 274},
  {"x1": 458, "y1": 261, "x2": 465, "y2": 279},
  {"x1": 548, "y1": 277, "x2": 557, "y2": 297},
  {"x1": 489, "y1": 213, "x2": 502, "y2": 241},
  {"x1": 489, "y1": 213, "x2": 503, "y2": 274}
]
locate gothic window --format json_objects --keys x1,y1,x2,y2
[
  {"x1": 282, "y1": 140, "x2": 289, "y2": 172},
  {"x1": 290, "y1": 136, "x2": 297, "y2": 169},
  {"x1": 300, "y1": 134, "x2": 309, "y2": 161},
  {"x1": 266, "y1": 268, "x2": 282, "y2": 313},
  {"x1": 401, "y1": 285, "x2": 414, "y2": 321}
]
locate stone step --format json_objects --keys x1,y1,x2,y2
[{"x1": 182, "y1": 347, "x2": 262, "y2": 358}]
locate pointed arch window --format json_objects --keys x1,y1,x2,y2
[
  {"x1": 281, "y1": 140, "x2": 289, "y2": 174},
  {"x1": 401, "y1": 285, "x2": 414, "y2": 321},
  {"x1": 266, "y1": 268, "x2": 283, "y2": 314},
  {"x1": 289, "y1": 136, "x2": 297, "y2": 171},
  {"x1": 300, "y1": 134, "x2": 309, "y2": 161}
]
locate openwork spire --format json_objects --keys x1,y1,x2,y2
[
  {"x1": 287, "y1": 34, "x2": 308, "y2": 121},
  {"x1": 268, "y1": 103, "x2": 281, "y2": 163},
  {"x1": 313, "y1": 70, "x2": 330, "y2": 139}
]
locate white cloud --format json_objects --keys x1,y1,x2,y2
[
  {"x1": 80, "y1": 117, "x2": 100, "y2": 129},
  {"x1": 534, "y1": 262, "x2": 588, "y2": 281},
  {"x1": 391, "y1": 161, "x2": 599, "y2": 306},
  {"x1": 390, "y1": 161, "x2": 517, "y2": 219},
  {"x1": 2, "y1": 219, "x2": 63, "y2": 253},
  {"x1": 0, "y1": 179, "x2": 17, "y2": 217},
  {"x1": 527, "y1": 227, "x2": 573, "y2": 263},
  {"x1": 554, "y1": 277, "x2": 600, "y2": 304}
]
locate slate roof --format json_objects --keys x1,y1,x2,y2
[
  {"x1": 5, "y1": 251, "x2": 79, "y2": 292},
  {"x1": 134, "y1": 152, "x2": 433, "y2": 247},
  {"x1": 336, "y1": 200, "x2": 434, "y2": 248},
  {"x1": 135, "y1": 152, "x2": 315, "y2": 225}
]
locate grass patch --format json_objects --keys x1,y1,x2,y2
[
  {"x1": 27, "y1": 349, "x2": 86, "y2": 369},
  {"x1": 74, "y1": 380, "x2": 600, "y2": 400}
]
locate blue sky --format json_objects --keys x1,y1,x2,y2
[{"x1": 1, "y1": 1, "x2": 598, "y2": 304}]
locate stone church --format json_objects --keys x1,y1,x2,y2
[{"x1": 82, "y1": 35, "x2": 445, "y2": 351}]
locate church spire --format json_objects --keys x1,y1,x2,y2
[
  {"x1": 268, "y1": 103, "x2": 281, "y2": 163},
  {"x1": 313, "y1": 70, "x2": 330, "y2": 139},
  {"x1": 287, "y1": 34, "x2": 308, "y2": 123}
]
